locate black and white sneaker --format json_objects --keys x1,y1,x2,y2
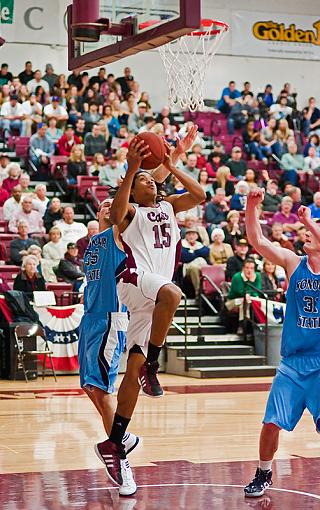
[{"x1": 244, "y1": 468, "x2": 273, "y2": 497}]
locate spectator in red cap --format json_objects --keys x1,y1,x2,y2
[{"x1": 57, "y1": 124, "x2": 81, "y2": 156}]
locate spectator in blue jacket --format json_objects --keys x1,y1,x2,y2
[
  {"x1": 102, "y1": 104, "x2": 121, "y2": 137},
  {"x1": 308, "y1": 191, "x2": 320, "y2": 219},
  {"x1": 230, "y1": 181, "x2": 250, "y2": 211},
  {"x1": 204, "y1": 188, "x2": 229, "y2": 227},
  {"x1": 181, "y1": 228, "x2": 210, "y2": 296},
  {"x1": 29, "y1": 123, "x2": 54, "y2": 170},
  {"x1": 217, "y1": 81, "x2": 241, "y2": 115}
]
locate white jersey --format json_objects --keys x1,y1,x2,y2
[{"x1": 121, "y1": 200, "x2": 181, "y2": 279}]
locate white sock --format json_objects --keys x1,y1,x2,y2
[{"x1": 259, "y1": 460, "x2": 272, "y2": 471}]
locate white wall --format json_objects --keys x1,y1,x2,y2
[{"x1": 1, "y1": 0, "x2": 320, "y2": 111}]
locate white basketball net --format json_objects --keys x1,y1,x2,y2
[{"x1": 159, "y1": 20, "x2": 229, "y2": 112}]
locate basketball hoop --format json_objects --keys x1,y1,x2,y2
[{"x1": 159, "y1": 19, "x2": 229, "y2": 112}]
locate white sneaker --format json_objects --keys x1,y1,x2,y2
[
  {"x1": 119, "y1": 458, "x2": 137, "y2": 497},
  {"x1": 122, "y1": 432, "x2": 140, "y2": 455}
]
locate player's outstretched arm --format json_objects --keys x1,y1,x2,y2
[
  {"x1": 110, "y1": 138, "x2": 151, "y2": 227},
  {"x1": 151, "y1": 125, "x2": 198, "y2": 183},
  {"x1": 246, "y1": 188, "x2": 299, "y2": 278},
  {"x1": 163, "y1": 151, "x2": 206, "y2": 213},
  {"x1": 297, "y1": 205, "x2": 320, "y2": 244}
]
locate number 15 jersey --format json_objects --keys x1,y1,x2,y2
[{"x1": 121, "y1": 200, "x2": 181, "y2": 280}]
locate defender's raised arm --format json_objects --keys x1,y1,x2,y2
[{"x1": 245, "y1": 188, "x2": 299, "y2": 278}]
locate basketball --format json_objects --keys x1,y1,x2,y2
[{"x1": 135, "y1": 131, "x2": 168, "y2": 170}]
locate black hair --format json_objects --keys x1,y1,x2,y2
[
  {"x1": 127, "y1": 171, "x2": 165, "y2": 203},
  {"x1": 243, "y1": 257, "x2": 256, "y2": 269}
]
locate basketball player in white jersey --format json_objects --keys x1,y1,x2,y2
[{"x1": 94, "y1": 137, "x2": 206, "y2": 487}]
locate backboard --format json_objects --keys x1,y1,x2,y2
[{"x1": 68, "y1": 0, "x2": 201, "y2": 70}]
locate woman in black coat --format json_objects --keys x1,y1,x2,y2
[
  {"x1": 57, "y1": 243, "x2": 84, "y2": 291},
  {"x1": 13, "y1": 254, "x2": 46, "y2": 297},
  {"x1": 43, "y1": 197, "x2": 63, "y2": 233}
]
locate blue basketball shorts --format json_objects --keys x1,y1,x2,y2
[
  {"x1": 263, "y1": 361, "x2": 320, "y2": 432},
  {"x1": 78, "y1": 312, "x2": 128, "y2": 394}
]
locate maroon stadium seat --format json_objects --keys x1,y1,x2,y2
[{"x1": 200, "y1": 265, "x2": 226, "y2": 297}]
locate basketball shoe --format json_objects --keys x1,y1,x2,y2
[
  {"x1": 119, "y1": 458, "x2": 137, "y2": 497},
  {"x1": 139, "y1": 361, "x2": 164, "y2": 397},
  {"x1": 123, "y1": 433, "x2": 140, "y2": 455},
  {"x1": 244, "y1": 468, "x2": 273, "y2": 497},
  {"x1": 94, "y1": 439, "x2": 125, "y2": 485}
]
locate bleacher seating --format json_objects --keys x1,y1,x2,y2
[
  {"x1": 76, "y1": 175, "x2": 100, "y2": 199},
  {"x1": 0, "y1": 233, "x2": 19, "y2": 254},
  {"x1": 46, "y1": 282, "x2": 73, "y2": 306},
  {"x1": 200, "y1": 265, "x2": 226, "y2": 297}
]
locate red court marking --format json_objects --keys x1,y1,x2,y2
[
  {"x1": 163, "y1": 382, "x2": 272, "y2": 394},
  {"x1": 0, "y1": 388, "x2": 86, "y2": 399},
  {"x1": 0, "y1": 383, "x2": 272, "y2": 399},
  {"x1": 1, "y1": 458, "x2": 320, "y2": 509}
]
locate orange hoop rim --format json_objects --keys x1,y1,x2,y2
[{"x1": 188, "y1": 19, "x2": 229, "y2": 37}]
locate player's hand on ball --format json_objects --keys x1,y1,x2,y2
[
  {"x1": 127, "y1": 137, "x2": 152, "y2": 173},
  {"x1": 297, "y1": 205, "x2": 311, "y2": 225},
  {"x1": 247, "y1": 188, "x2": 265, "y2": 207}
]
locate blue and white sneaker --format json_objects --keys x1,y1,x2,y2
[{"x1": 244, "y1": 468, "x2": 273, "y2": 497}]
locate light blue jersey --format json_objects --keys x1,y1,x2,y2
[
  {"x1": 83, "y1": 227, "x2": 126, "y2": 314},
  {"x1": 264, "y1": 256, "x2": 320, "y2": 432},
  {"x1": 281, "y1": 256, "x2": 320, "y2": 372},
  {"x1": 78, "y1": 227, "x2": 127, "y2": 393}
]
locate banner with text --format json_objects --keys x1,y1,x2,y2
[{"x1": 232, "y1": 11, "x2": 320, "y2": 61}]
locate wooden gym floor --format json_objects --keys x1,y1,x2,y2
[{"x1": 1, "y1": 374, "x2": 320, "y2": 509}]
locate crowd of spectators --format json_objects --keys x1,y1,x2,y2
[{"x1": 0, "y1": 64, "x2": 319, "y2": 325}]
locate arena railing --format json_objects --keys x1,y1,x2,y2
[{"x1": 170, "y1": 291, "x2": 188, "y2": 372}]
